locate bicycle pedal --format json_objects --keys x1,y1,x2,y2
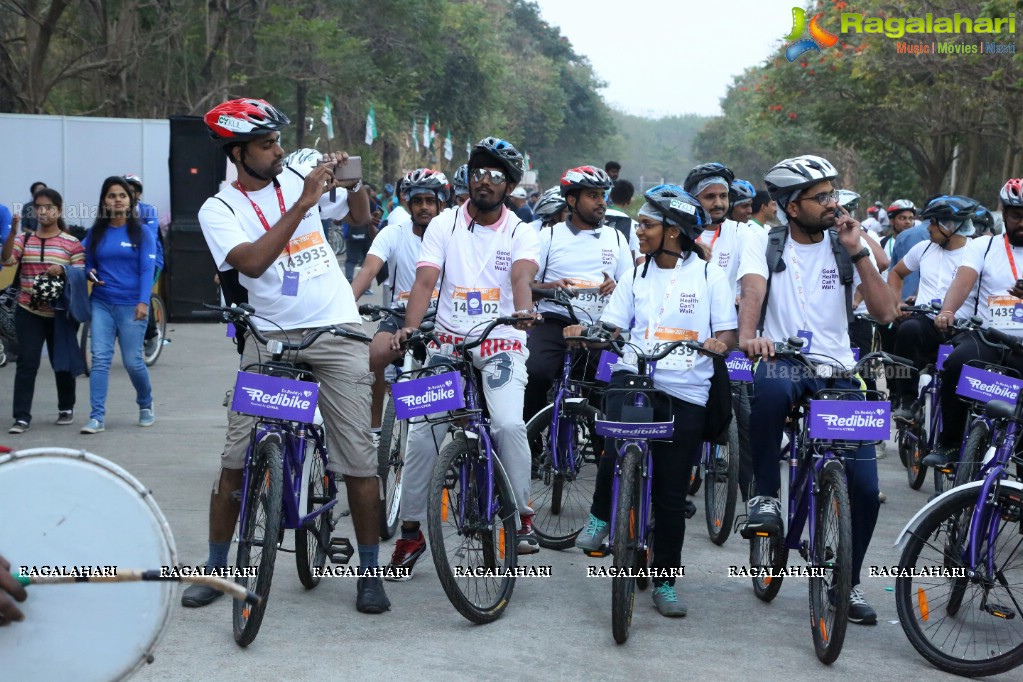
[
  {"x1": 983, "y1": 603, "x2": 1016, "y2": 620},
  {"x1": 327, "y1": 536, "x2": 354, "y2": 564},
  {"x1": 583, "y1": 547, "x2": 609, "y2": 558},
  {"x1": 738, "y1": 524, "x2": 779, "y2": 541}
]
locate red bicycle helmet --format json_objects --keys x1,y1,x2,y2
[
  {"x1": 1000, "y1": 178, "x2": 1023, "y2": 207},
  {"x1": 204, "y1": 98, "x2": 291, "y2": 146},
  {"x1": 559, "y1": 165, "x2": 613, "y2": 197}
]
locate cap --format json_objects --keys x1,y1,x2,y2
[{"x1": 509, "y1": 187, "x2": 528, "y2": 199}]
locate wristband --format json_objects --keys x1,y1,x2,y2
[
  {"x1": 849, "y1": 247, "x2": 871, "y2": 264},
  {"x1": 515, "y1": 309, "x2": 533, "y2": 316}
]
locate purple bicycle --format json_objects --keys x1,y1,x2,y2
[
  {"x1": 895, "y1": 323, "x2": 1023, "y2": 677},
  {"x1": 569, "y1": 328, "x2": 723, "y2": 644},
  {"x1": 205, "y1": 303, "x2": 371, "y2": 647}
]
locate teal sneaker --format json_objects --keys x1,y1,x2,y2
[
  {"x1": 652, "y1": 583, "x2": 687, "y2": 617},
  {"x1": 576, "y1": 513, "x2": 610, "y2": 552},
  {"x1": 139, "y1": 408, "x2": 155, "y2": 427}
]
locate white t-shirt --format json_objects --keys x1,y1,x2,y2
[
  {"x1": 198, "y1": 166, "x2": 358, "y2": 331},
  {"x1": 854, "y1": 231, "x2": 882, "y2": 315},
  {"x1": 696, "y1": 219, "x2": 755, "y2": 300},
  {"x1": 960, "y1": 234, "x2": 1023, "y2": 334},
  {"x1": 738, "y1": 227, "x2": 874, "y2": 370},
  {"x1": 386, "y1": 204, "x2": 410, "y2": 227},
  {"x1": 367, "y1": 219, "x2": 429, "y2": 306},
  {"x1": 601, "y1": 254, "x2": 737, "y2": 405},
  {"x1": 604, "y1": 208, "x2": 636, "y2": 241},
  {"x1": 417, "y1": 202, "x2": 540, "y2": 348},
  {"x1": 901, "y1": 240, "x2": 971, "y2": 318},
  {"x1": 861, "y1": 217, "x2": 882, "y2": 234},
  {"x1": 535, "y1": 220, "x2": 632, "y2": 324}
]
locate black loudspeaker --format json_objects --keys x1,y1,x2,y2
[
  {"x1": 169, "y1": 115, "x2": 225, "y2": 223},
  {"x1": 166, "y1": 220, "x2": 220, "y2": 321}
]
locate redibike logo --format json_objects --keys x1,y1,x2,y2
[
  {"x1": 397, "y1": 386, "x2": 456, "y2": 407},
  {"x1": 820, "y1": 413, "x2": 886, "y2": 429},
  {"x1": 966, "y1": 377, "x2": 1019, "y2": 399},
  {"x1": 241, "y1": 387, "x2": 312, "y2": 410},
  {"x1": 726, "y1": 357, "x2": 750, "y2": 371},
  {"x1": 603, "y1": 425, "x2": 668, "y2": 436}
]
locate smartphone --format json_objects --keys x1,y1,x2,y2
[{"x1": 334, "y1": 156, "x2": 362, "y2": 181}]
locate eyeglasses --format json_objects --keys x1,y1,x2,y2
[
  {"x1": 470, "y1": 168, "x2": 507, "y2": 185},
  {"x1": 794, "y1": 190, "x2": 839, "y2": 207}
]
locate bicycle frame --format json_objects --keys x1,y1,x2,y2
[
  {"x1": 606, "y1": 390, "x2": 655, "y2": 552},
  {"x1": 545, "y1": 348, "x2": 591, "y2": 484},
  {"x1": 776, "y1": 404, "x2": 840, "y2": 554}
]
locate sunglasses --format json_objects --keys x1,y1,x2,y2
[{"x1": 470, "y1": 168, "x2": 507, "y2": 185}]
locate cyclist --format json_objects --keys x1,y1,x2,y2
[
  {"x1": 529, "y1": 186, "x2": 567, "y2": 230},
  {"x1": 887, "y1": 196, "x2": 976, "y2": 421},
  {"x1": 749, "y1": 190, "x2": 777, "y2": 229},
  {"x1": 390, "y1": 137, "x2": 542, "y2": 563},
  {"x1": 451, "y1": 165, "x2": 470, "y2": 207},
  {"x1": 184, "y1": 98, "x2": 390, "y2": 614},
  {"x1": 728, "y1": 178, "x2": 756, "y2": 223},
  {"x1": 973, "y1": 205, "x2": 997, "y2": 237},
  {"x1": 569, "y1": 185, "x2": 737, "y2": 617},
  {"x1": 123, "y1": 174, "x2": 164, "y2": 358},
  {"x1": 737, "y1": 154, "x2": 895, "y2": 625},
  {"x1": 881, "y1": 200, "x2": 917, "y2": 262},
  {"x1": 926, "y1": 187, "x2": 1023, "y2": 467},
  {"x1": 523, "y1": 165, "x2": 631, "y2": 427},
  {"x1": 349, "y1": 168, "x2": 447, "y2": 447}
]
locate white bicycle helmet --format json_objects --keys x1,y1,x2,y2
[
  {"x1": 763, "y1": 155, "x2": 839, "y2": 208},
  {"x1": 283, "y1": 148, "x2": 322, "y2": 173}
]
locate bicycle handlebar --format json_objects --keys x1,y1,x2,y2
[
  {"x1": 530, "y1": 286, "x2": 580, "y2": 325},
  {"x1": 200, "y1": 303, "x2": 372, "y2": 351},
  {"x1": 768, "y1": 337, "x2": 914, "y2": 378},
  {"x1": 564, "y1": 332, "x2": 725, "y2": 364}
]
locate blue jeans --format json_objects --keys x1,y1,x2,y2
[
  {"x1": 749, "y1": 357, "x2": 880, "y2": 586},
  {"x1": 89, "y1": 299, "x2": 152, "y2": 421}
]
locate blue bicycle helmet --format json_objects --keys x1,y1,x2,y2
[{"x1": 729, "y1": 179, "x2": 756, "y2": 204}]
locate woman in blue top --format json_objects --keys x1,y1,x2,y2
[{"x1": 81, "y1": 176, "x2": 157, "y2": 433}]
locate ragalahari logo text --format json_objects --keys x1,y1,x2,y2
[{"x1": 785, "y1": 7, "x2": 839, "y2": 61}]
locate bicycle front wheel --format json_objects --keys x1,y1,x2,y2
[
  {"x1": 295, "y1": 441, "x2": 331, "y2": 589},
  {"x1": 954, "y1": 421, "x2": 989, "y2": 489},
  {"x1": 611, "y1": 446, "x2": 642, "y2": 644},
  {"x1": 895, "y1": 484, "x2": 1023, "y2": 677},
  {"x1": 377, "y1": 397, "x2": 403, "y2": 540},
  {"x1": 143, "y1": 294, "x2": 167, "y2": 366},
  {"x1": 233, "y1": 436, "x2": 283, "y2": 647},
  {"x1": 427, "y1": 433, "x2": 518, "y2": 624},
  {"x1": 79, "y1": 321, "x2": 92, "y2": 377},
  {"x1": 705, "y1": 421, "x2": 740, "y2": 545},
  {"x1": 904, "y1": 415, "x2": 929, "y2": 490},
  {"x1": 527, "y1": 402, "x2": 599, "y2": 550},
  {"x1": 809, "y1": 460, "x2": 852, "y2": 665}
]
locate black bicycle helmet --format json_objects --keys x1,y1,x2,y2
[
  {"x1": 30, "y1": 273, "x2": 64, "y2": 310},
  {"x1": 919, "y1": 195, "x2": 978, "y2": 223},
  {"x1": 468, "y1": 137, "x2": 525, "y2": 184},
  {"x1": 683, "y1": 162, "x2": 735, "y2": 195}
]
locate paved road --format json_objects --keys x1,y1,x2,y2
[{"x1": 1, "y1": 318, "x2": 1015, "y2": 681}]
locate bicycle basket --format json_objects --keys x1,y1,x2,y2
[
  {"x1": 599, "y1": 373, "x2": 674, "y2": 441},
  {"x1": 805, "y1": 388, "x2": 889, "y2": 451}
]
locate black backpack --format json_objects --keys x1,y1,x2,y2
[{"x1": 758, "y1": 225, "x2": 855, "y2": 332}]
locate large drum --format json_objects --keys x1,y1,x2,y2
[{"x1": 0, "y1": 448, "x2": 177, "y2": 681}]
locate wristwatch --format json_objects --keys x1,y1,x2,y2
[
  {"x1": 850, "y1": 247, "x2": 871, "y2": 264},
  {"x1": 347, "y1": 180, "x2": 363, "y2": 193}
]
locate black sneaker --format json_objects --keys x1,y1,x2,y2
[
  {"x1": 356, "y1": 576, "x2": 391, "y2": 614},
  {"x1": 921, "y1": 445, "x2": 957, "y2": 468},
  {"x1": 8, "y1": 420, "x2": 29, "y2": 434},
  {"x1": 848, "y1": 586, "x2": 877, "y2": 625},
  {"x1": 745, "y1": 495, "x2": 783, "y2": 536},
  {"x1": 181, "y1": 583, "x2": 224, "y2": 607}
]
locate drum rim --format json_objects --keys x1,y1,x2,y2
[{"x1": 1, "y1": 448, "x2": 179, "y2": 681}]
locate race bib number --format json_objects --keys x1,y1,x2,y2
[
  {"x1": 451, "y1": 287, "x2": 500, "y2": 328},
  {"x1": 571, "y1": 282, "x2": 608, "y2": 323},
  {"x1": 988, "y1": 295, "x2": 1023, "y2": 330},
  {"x1": 397, "y1": 289, "x2": 439, "y2": 304},
  {"x1": 650, "y1": 327, "x2": 698, "y2": 372},
  {"x1": 275, "y1": 231, "x2": 332, "y2": 282}
]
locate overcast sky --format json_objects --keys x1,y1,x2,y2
[{"x1": 533, "y1": 0, "x2": 799, "y2": 118}]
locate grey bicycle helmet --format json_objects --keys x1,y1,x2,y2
[
  {"x1": 763, "y1": 155, "x2": 839, "y2": 208},
  {"x1": 401, "y1": 168, "x2": 450, "y2": 203},
  {"x1": 452, "y1": 164, "x2": 469, "y2": 195},
  {"x1": 533, "y1": 187, "x2": 567, "y2": 222}
]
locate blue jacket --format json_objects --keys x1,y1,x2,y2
[
  {"x1": 891, "y1": 224, "x2": 928, "y2": 300},
  {"x1": 50, "y1": 265, "x2": 88, "y2": 376}
]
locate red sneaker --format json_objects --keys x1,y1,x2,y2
[
  {"x1": 385, "y1": 530, "x2": 426, "y2": 581},
  {"x1": 518, "y1": 514, "x2": 540, "y2": 555}
]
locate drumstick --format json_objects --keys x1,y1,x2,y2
[{"x1": 15, "y1": 569, "x2": 262, "y2": 605}]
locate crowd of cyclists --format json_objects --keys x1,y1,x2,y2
[{"x1": 6, "y1": 95, "x2": 1020, "y2": 668}]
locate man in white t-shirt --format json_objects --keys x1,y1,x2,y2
[
  {"x1": 926, "y1": 189, "x2": 1023, "y2": 467},
  {"x1": 737, "y1": 155, "x2": 896, "y2": 625},
  {"x1": 525, "y1": 165, "x2": 630, "y2": 425},
  {"x1": 886, "y1": 198, "x2": 974, "y2": 421},
  {"x1": 185, "y1": 99, "x2": 391, "y2": 615},
  {"x1": 392, "y1": 137, "x2": 543, "y2": 557},
  {"x1": 350, "y1": 168, "x2": 447, "y2": 449}
]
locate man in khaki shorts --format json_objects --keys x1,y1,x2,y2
[{"x1": 181, "y1": 98, "x2": 390, "y2": 614}]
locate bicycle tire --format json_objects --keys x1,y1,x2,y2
[
  {"x1": 750, "y1": 510, "x2": 789, "y2": 602},
  {"x1": 953, "y1": 421, "x2": 989, "y2": 489},
  {"x1": 527, "y1": 402, "x2": 600, "y2": 550},
  {"x1": 705, "y1": 420, "x2": 740, "y2": 545},
  {"x1": 611, "y1": 446, "x2": 642, "y2": 644},
  {"x1": 427, "y1": 433, "x2": 518, "y2": 624},
  {"x1": 143, "y1": 294, "x2": 167, "y2": 366},
  {"x1": 295, "y1": 440, "x2": 331, "y2": 589},
  {"x1": 377, "y1": 397, "x2": 403, "y2": 540},
  {"x1": 808, "y1": 460, "x2": 852, "y2": 665},
  {"x1": 80, "y1": 321, "x2": 92, "y2": 377},
  {"x1": 233, "y1": 436, "x2": 284, "y2": 647},
  {"x1": 904, "y1": 425, "x2": 929, "y2": 490},
  {"x1": 895, "y1": 484, "x2": 1023, "y2": 677}
]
